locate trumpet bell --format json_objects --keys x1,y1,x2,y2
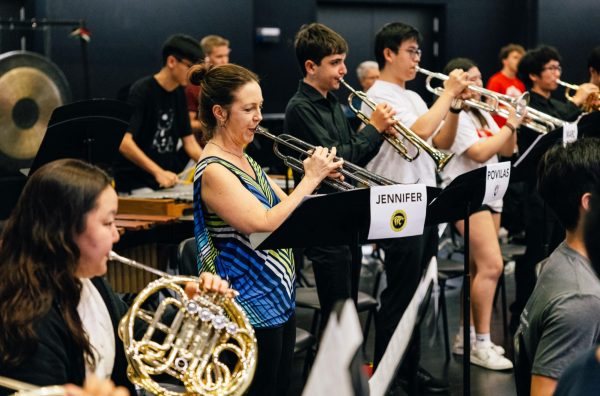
[{"x1": 119, "y1": 275, "x2": 257, "y2": 396}]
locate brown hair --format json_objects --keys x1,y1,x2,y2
[
  {"x1": 0, "y1": 159, "x2": 112, "y2": 368},
  {"x1": 498, "y1": 43, "x2": 525, "y2": 62},
  {"x1": 294, "y1": 23, "x2": 348, "y2": 77},
  {"x1": 200, "y1": 35, "x2": 229, "y2": 56},
  {"x1": 188, "y1": 63, "x2": 259, "y2": 140}
]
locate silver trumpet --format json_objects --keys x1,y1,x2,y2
[
  {"x1": 255, "y1": 126, "x2": 398, "y2": 190},
  {"x1": 416, "y1": 66, "x2": 564, "y2": 134},
  {"x1": 109, "y1": 251, "x2": 257, "y2": 396},
  {"x1": 338, "y1": 78, "x2": 454, "y2": 172}
]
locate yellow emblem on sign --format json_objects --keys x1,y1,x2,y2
[{"x1": 390, "y1": 209, "x2": 407, "y2": 232}]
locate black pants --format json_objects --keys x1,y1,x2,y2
[
  {"x1": 247, "y1": 314, "x2": 296, "y2": 396},
  {"x1": 305, "y1": 244, "x2": 352, "y2": 331},
  {"x1": 511, "y1": 189, "x2": 563, "y2": 327},
  {"x1": 374, "y1": 226, "x2": 438, "y2": 388}
]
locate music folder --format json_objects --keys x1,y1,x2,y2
[{"x1": 29, "y1": 99, "x2": 132, "y2": 175}]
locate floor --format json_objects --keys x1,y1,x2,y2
[{"x1": 288, "y1": 244, "x2": 520, "y2": 396}]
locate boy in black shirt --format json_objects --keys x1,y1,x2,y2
[{"x1": 118, "y1": 34, "x2": 203, "y2": 191}]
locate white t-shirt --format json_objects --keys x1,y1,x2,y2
[
  {"x1": 440, "y1": 109, "x2": 503, "y2": 211},
  {"x1": 362, "y1": 80, "x2": 437, "y2": 187},
  {"x1": 77, "y1": 278, "x2": 115, "y2": 379}
]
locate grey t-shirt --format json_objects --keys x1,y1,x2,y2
[{"x1": 516, "y1": 241, "x2": 600, "y2": 379}]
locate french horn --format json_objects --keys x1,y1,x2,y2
[{"x1": 110, "y1": 251, "x2": 257, "y2": 396}]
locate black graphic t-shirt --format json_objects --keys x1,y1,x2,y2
[{"x1": 119, "y1": 76, "x2": 191, "y2": 190}]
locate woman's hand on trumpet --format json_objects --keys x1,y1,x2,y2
[
  {"x1": 303, "y1": 146, "x2": 345, "y2": 184},
  {"x1": 506, "y1": 102, "x2": 527, "y2": 129},
  {"x1": 369, "y1": 102, "x2": 397, "y2": 133}
]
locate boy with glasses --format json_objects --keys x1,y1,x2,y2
[
  {"x1": 117, "y1": 34, "x2": 203, "y2": 191},
  {"x1": 362, "y1": 21, "x2": 470, "y2": 393}
]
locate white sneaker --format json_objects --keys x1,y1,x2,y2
[
  {"x1": 452, "y1": 334, "x2": 506, "y2": 356},
  {"x1": 470, "y1": 342, "x2": 513, "y2": 370}
]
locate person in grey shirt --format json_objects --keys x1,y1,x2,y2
[{"x1": 514, "y1": 138, "x2": 600, "y2": 396}]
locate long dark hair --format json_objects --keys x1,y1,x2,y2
[{"x1": 0, "y1": 159, "x2": 112, "y2": 367}]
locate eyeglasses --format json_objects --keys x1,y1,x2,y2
[
  {"x1": 400, "y1": 48, "x2": 422, "y2": 59},
  {"x1": 175, "y1": 57, "x2": 193, "y2": 68},
  {"x1": 542, "y1": 65, "x2": 562, "y2": 73}
]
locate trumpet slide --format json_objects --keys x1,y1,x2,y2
[
  {"x1": 255, "y1": 126, "x2": 397, "y2": 190},
  {"x1": 416, "y1": 66, "x2": 565, "y2": 134},
  {"x1": 338, "y1": 78, "x2": 454, "y2": 172},
  {"x1": 557, "y1": 79, "x2": 600, "y2": 112}
]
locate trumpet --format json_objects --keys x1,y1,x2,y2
[
  {"x1": 255, "y1": 126, "x2": 397, "y2": 190},
  {"x1": 557, "y1": 79, "x2": 600, "y2": 112},
  {"x1": 338, "y1": 78, "x2": 454, "y2": 172},
  {"x1": 416, "y1": 66, "x2": 564, "y2": 134}
]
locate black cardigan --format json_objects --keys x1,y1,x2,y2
[{"x1": 0, "y1": 277, "x2": 136, "y2": 396}]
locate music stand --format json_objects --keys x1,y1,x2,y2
[
  {"x1": 426, "y1": 166, "x2": 491, "y2": 396},
  {"x1": 29, "y1": 99, "x2": 132, "y2": 175},
  {"x1": 251, "y1": 186, "x2": 439, "y2": 303}
]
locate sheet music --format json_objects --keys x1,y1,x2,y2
[
  {"x1": 513, "y1": 133, "x2": 544, "y2": 168},
  {"x1": 302, "y1": 300, "x2": 364, "y2": 396},
  {"x1": 369, "y1": 258, "x2": 437, "y2": 396},
  {"x1": 129, "y1": 183, "x2": 193, "y2": 202}
]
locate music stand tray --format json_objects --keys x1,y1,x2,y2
[{"x1": 29, "y1": 98, "x2": 132, "y2": 174}]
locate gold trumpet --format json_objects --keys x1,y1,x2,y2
[
  {"x1": 417, "y1": 66, "x2": 565, "y2": 134},
  {"x1": 339, "y1": 78, "x2": 454, "y2": 172},
  {"x1": 255, "y1": 126, "x2": 397, "y2": 190},
  {"x1": 557, "y1": 79, "x2": 600, "y2": 112},
  {"x1": 109, "y1": 251, "x2": 257, "y2": 396}
]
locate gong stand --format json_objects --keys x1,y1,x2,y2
[{"x1": 0, "y1": 18, "x2": 90, "y2": 99}]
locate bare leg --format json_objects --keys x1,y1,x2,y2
[{"x1": 455, "y1": 210, "x2": 503, "y2": 334}]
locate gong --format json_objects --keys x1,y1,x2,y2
[{"x1": 0, "y1": 51, "x2": 70, "y2": 171}]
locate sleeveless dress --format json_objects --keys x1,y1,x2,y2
[{"x1": 193, "y1": 155, "x2": 295, "y2": 328}]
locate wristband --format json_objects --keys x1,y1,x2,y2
[
  {"x1": 505, "y1": 122, "x2": 517, "y2": 134},
  {"x1": 450, "y1": 98, "x2": 463, "y2": 113},
  {"x1": 449, "y1": 107, "x2": 462, "y2": 114}
]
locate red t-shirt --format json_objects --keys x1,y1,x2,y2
[
  {"x1": 486, "y1": 72, "x2": 526, "y2": 127},
  {"x1": 185, "y1": 84, "x2": 201, "y2": 112}
]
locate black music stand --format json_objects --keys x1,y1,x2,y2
[
  {"x1": 29, "y1": 99, "x2": 132, "y2": 175},
  {"x1": 252, "y1": 186, "x2": 439, "y2": 303},
  {"x1": 426, "y1": 166, "x2": 493, "y2": 396}
]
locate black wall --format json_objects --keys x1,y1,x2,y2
[{"x1": 0, "y1": 0, "x2": 597, "y2": 112}]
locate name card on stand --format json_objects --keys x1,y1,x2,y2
[
  {"x1": 368, "y1": 184, "x2": 427, "y2": 240},
  {"x1": 482, "y1": 162, "x2": 511, "y2": 205}
]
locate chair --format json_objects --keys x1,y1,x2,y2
[
  {"x1": 176, "y1": 237, "x2": 199, "y2": 276},
  {"x1": 295, "y1": 252, "x2": 383, "y2": 354}
]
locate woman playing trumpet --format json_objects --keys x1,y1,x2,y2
[
  {"x1": 188, "y1": 62, "x2": 343, "y2": 396},
  {"x1": 0, "y1": 159, "x2": 232, "y2": 395},
  {"x1": 440, "y1": 58, "x2": 525, "y2": 371}
]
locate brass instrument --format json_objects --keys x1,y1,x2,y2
[
  {"x1": 109, "y1": 251, "x2": 257, "y2": 396},
  {"x1": 416, "y1": 66, "x2": 565, "y2": 134},
  {"x1": 339, "y1": 78, "x2": 454, "y2": 172},
  {"x1": 255, "y1": 126, "x2": 398, "y2": 190},
  {"x1": 557, "y1": 79, "x2": 600, "y2": 112},
  {"x1": 0, "y1": 376, "x2": 64, "y2": 396}
]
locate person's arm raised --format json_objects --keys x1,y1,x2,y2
[{"x1": 201, "y1": 147, "x2": 343, "y2": 235}]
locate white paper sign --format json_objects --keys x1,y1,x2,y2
[
  {"x1": 483, "y1": 162, "x2": 511, "y2": 205},
  {"x1": 563, "y1": 122, "x2": 578, "y2": 146},
  {"x1": 369, "y1": 257, "x2": 438, "y2": 396},
  {"x1": 368, "y1": 184, "x2": 427, "y2": 240},
  {"x1": 302, "y1": 300, "x2": 364, "y2": 396}
]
